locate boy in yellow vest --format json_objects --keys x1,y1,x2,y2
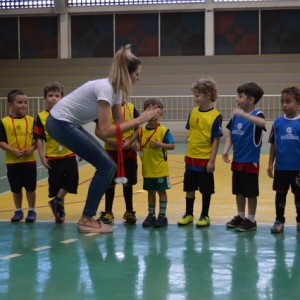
[
  {"x1": 138, "y1": 98, "x2": 175, "y2": 227},
  {"x1": 0, "y1": 89, "x2": 37, "y2": 222},
  {"x1": 98, "y1": 95, "x2": 139, "y2": 224},
  {"x1": 178, "y1": 78, "x2": 223, "y2": 227},
  {"x1": 34, "y1": 82, "x2": 79, "y2": 223}
]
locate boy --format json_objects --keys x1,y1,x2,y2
[
  {"x1": 0, "y1": 89, "x2": 37, "y2": 222},
  {"x1": 267, "y1": 86, "x2": 300, "y2": 233},
  {"x1": 34, "y1": 82, "x2": 79, "y2": 223},
  {"x1": 97, "y1": 96, "x2": 139, "y2": 224},
  {"x1": 138, "y1": 98, "x2": 175, "y2": 228},
  {"x1": 223, "y1": 82, "x2": 265, "y2": 232},
  {"x1": 178, "y1": 78, "x2": 223, "y2": 227}
]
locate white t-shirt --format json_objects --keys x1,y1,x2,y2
[{"x1": 51, "y1": 78, "x2": 122, "y2": 125}]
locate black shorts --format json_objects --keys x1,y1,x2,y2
[
  {"x1": 232, "y1": 171, "x2": 259, "y2": 197},
  {"x1": 273, "y1": 170, "x2": 300, "y2": 194},
  {"x1": 48, "y1": 156, "x2": 79, "y2": 198},
  {"x1": 183, "y1": 169, "x2": 214, "y2": 195},
  {"x1": 7, "y1": 163, "x2": 37, "y2": 193}
]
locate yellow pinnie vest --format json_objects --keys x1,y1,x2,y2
[
  {"x1": 186, "y1": 107, "x2": 221, "y2": 159},
  {"x1": 2, "y1": 115, "x2": 36, "y2": 164},
  {"x1": 139, "y1": 124, "x2": 169, "y2": 178},
  {"x1": 38, "y1": 110, "x2": 74, "y2": 158},
  {"x1": 104, "y1": 102, "x2": 136, "y2": 150}
]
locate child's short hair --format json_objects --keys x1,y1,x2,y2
[
  {"x1": 144, "y1": 97, "x2": 163, "y2": 110},
  {"x1": 43, "y1": 82, "x2": 64, "y2": 98},
  {"x1": 191, "y1": 78, "x2": 218, "y2": 102},
  {"x1": 237, "y1": 82, "x2": 264, "y2": 104},
  {"x1": 7, "y1": 89, "x2": 26, "y2": 104},
  {"x1": 281, "y1": 86, "x2": 300, "y2": 103}
]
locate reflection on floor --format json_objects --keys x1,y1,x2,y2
[{"x1": 1, "y1": 222, "x2": 300, "y2": 300}]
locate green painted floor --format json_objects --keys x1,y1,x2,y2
[{"x1": 1, "y1": 222, "x2": 300, "y2": 300}]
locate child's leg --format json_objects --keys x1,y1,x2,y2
[
  {"x1": 247, "y1": 196, "x2": 257, "y2": 222},
  {"x1": 105, "y1": 186, "x2": 115, "y2": 212},
  {"x1": 275, "y1": 191, "x2": 287, "y2": 222},
  {"x1": 123, "y1": 184, "x2": 133, "y2": 212},
  {"x1": 200, "y1": 193, "x2": 211, "y2": 217},
  {"x1": 56, "y1": 188, "x2": 68, "y2": 205},
  {"x1": 147, "y1": 190, "x2": 156, "y2": 215},
  {"x1": 236, "y1": 194, "x2": 246, "y2": 218},
  {"x1": 26, "y1": 190, "x2": 36, "y2": 209},
  {"x1": 158, "y1": 190, "x2": 167, "y2": 216},
  {"x1": 13, "y1": 191, "x2": 22, "y2": 209},
  {"x1": 186, "y1": 191, "x2": 196, "y2": 215},
  {"x1": 294, "y1": 194, "x2": 300, "y2": 222}
]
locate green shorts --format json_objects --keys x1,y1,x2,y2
[{"x1": 143, "y1": 177, "x2": 171, "y2": 191}]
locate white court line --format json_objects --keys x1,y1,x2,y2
[
  {"x1": 60, "y1": 239, "x2": 78, "y2": 244},
  {"x1": 32, "y1": 246, "x2": 52, "y2": 252},
  {"x1": 1, "y1": 253, "x2": 22, "y2": 260}
]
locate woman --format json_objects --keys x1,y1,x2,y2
[{"x1": 46, "y1": 45, "x2": 160, "y2": 233}]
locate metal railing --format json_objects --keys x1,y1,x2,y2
[{"x1": 0, "y1": 95, "x2": 282, "y2": 121}]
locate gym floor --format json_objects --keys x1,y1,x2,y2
[{"x1": 1, "y1": 153, "x2": 299, "y2": 299}]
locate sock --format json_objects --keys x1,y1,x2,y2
[
  {"x1": 186, "y1": 197, "x2": 195, "y2": 216},
  {"x1": 159, "y1": 200, "x2": 167, "y2": 216},
  {"x1": 105, "y1": 186, "x2": 115, "y2": 212},
  {"x1": 28, "y1": 208, "x2": 35, "y2": 212},
  {"x1": 148, "y1": 204, "x2": 155, "y2": 216},
  {"x1": 123, "y1": 185, "x2": 133, "y2": 212},
  {"x1": 238, "y1": 212, "x2": 245, "y2": 219},
  {"x1": 201, "y1": 194, "x2": 211, "y2": 217},
  {"x1": 275, "y1": 192, "x2": 287, "y2": 222},
  {"x1": 248, "y1": 214, "x2": 255, "y2": 222}
]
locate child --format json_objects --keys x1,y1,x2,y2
[
  {"x1": 267, "y1": 86, "x2": 300, "y2": 233},
  {"x1": 223, "y1": 82, "x2": 265, "y2": 232},
  {"x1": 34, "y1": 82, "x2": 79, "y2": 223},
  {"x1": 0, "y1": 89, "x2": 37, "y2": 222},
  {"x1": 98, "y1": 95, "x2": 139, "y2": 224},
  {"x1": 178, "y1": 78, "x2": 223, "y2": 227},
  {"x1": 138, "y1": 98, "x2": 175, "y2": 228}
]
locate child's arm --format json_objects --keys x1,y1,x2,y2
[
  {"x1": 207, "y1": 136, "x2": 220, "y2": 173},
  {"x1": 233, "y1": 108, "x2": 266, "y2": 128},
  {"x1": 150, "y1": 140, "x2": 175, "y2": 151},
  {"x1": 267, "y1": 143, "x2": 276, "y2": 178},
  {"x1": 222, "y1": 131, "x2": 232, "y2": 163},
  {"x1": 0, "y1": 141, "x2": 24, "y2": 158},
  {"x1": 36, "y1": 138, "x2": 51, "y2": 169}
]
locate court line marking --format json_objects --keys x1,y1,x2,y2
[
  {"x1": 32, "y1": 246, "x2": 52, "y2": 251},
  {"x1": 60, "y1": 238, "x2": 78, "y2": 244},
  {"x1": 1, "y1": 253, "x2": 22, "y2": 260}
]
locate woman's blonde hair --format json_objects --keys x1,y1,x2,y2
[{"x1": 109, "y1": 44, "x2": 141, "y2": 98}]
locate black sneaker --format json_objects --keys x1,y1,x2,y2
[
  {"x1": 154, "y1": 214, "x2": 168, "y2": 228},
  {"x1": 236, "y1": 218, "x2": 257, "y2": 232},
  {"x1": 48, "y1": 198, "x2": 63, "y2": 220},
  {"x1": 142, "y1": 214, "x2": 156, "y2": 227},
  {"x1": 55, "y1": 206, "x2": 65, "y2": 223},
  {"x1": 226, "y1": 215, "x2": 244, "y2": 228}
]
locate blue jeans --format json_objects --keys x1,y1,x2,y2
[{"x1": 46, "y1": 114, "x2": 117, "y2": 217}]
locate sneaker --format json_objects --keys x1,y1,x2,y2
[
  {"x1": 226, "y1": 215, "x2": 244, "y2": 228},
  {"x1": 177, "y1": 214, "x2": 194, "y2": 226},
  {"x1": 196, "y1": 216, "x2": 210, "y2": 227},
  {"x1": 236, "y1": 218, "x2": 257, "y2": 232},
  {"x1": 123, "y1": 211, "x2": 137, "y2": 224},
  {"x1": 55, "y1": 206, "x2": 65, "y2": 224},
  {"x1": 271, "y1": 220, "x2": 284, "y2": 233},
  {"x1": 98, "y1": 211, "x2": 114, "y2": 224},
  {"x1": 48, "y1": 198, "x2": 63, "y2": 220},
  {"x1": 142, "y1": 214, "x2": 156, "y2": 227},
  {"x1": 154, "y1": 214, "x2": 168, "y2": 228},
  {"x1": 25, "y1": 210, "x2": 36, "y2": 223},
  {"x1": 11, "y1": 210, "x2": 24, "y2": 222}
]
